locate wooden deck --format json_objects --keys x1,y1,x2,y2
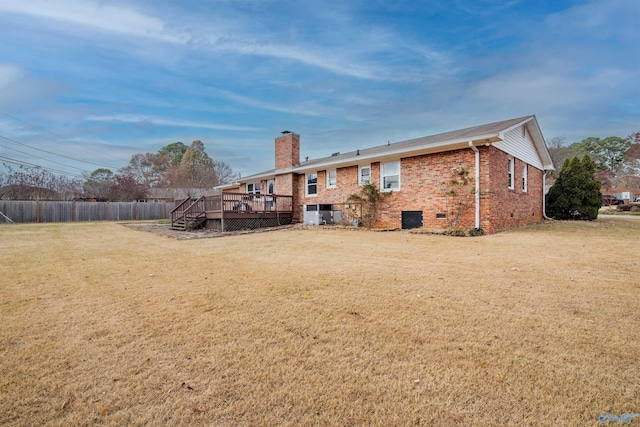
[
  {"x1": 203, "y1": 192, "x2": 293, "y2": 219},
  {"x1": 171, "y1": 192, "x2": 293, "y2": 231}
]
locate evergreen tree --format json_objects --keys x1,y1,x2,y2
[
  {"x1": 177, "y1": 140, "x2": 216, "y2": 187},
  {"x1": 546, "y1": 155, "x2": 602, "y2": 220}
]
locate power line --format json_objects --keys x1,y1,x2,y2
[
  {"x1": 0, "y1": 142, "x2": 90, "y2": 173},
  {"x1": 0, "y1": 112, "x2": 124, "y2": 169},
  {"x1": 0, "y1": 155, "x2": 85, "y2": 178},
  {"x1": 0, "y1": 134, "x2": 119, "y2": 170},
  {"x1": 0, "y1": 112, "x2": 69, "y2": 141}
]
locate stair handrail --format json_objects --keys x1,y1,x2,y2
[
  {"x1": 184, "y1": 195, "x2": 206, "y2": 218},
  {"x1": 172, "y1": 195, "x2": 206, "y2": 229},
  {"x1": 171, "y1": 197, "x2": 192, "y2": 228}
]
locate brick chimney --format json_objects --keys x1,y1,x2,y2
[{"x1": 275, "y1": 132, "x2": 300, "y2": 170}]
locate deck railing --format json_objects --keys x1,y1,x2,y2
[
  {"x1": 172, "y1": 192, "x2": 294, "y2": 231},
  {"x1": 215, "y1": 192, "x2": 293, "y2": 214},
  {"x1": 171, "y1": 195, "x2": 206, "y2": 228},
  {"x1": 180, "y1": 193, "x2": 293, "y2": 214}
]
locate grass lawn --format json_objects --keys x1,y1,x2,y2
[{"x1": 1, "y1": 218, "x2": 639, "y2": 426}]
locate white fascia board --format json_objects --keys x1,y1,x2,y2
[
  {"x1": 214, "y1": 183, "x2": 239, "y2": 190},
  {"x1": 525, "y1": 117, "x2": 555, "y2": 171},
  {"x1": 500, "y1": 116, "x2": 534, "y2": 136},
  {"x1": 246, "y1": 171, "x2": 278, "y2": 181},
  {"x1": 493, "y1": 116, "x2": 555, "y2": 172},
  {"x1": 228, "y1": 171, "x2": 278, "y2": 186},
  {"x1": 292, "y1": 133, "x2": 502, "y2": 174}
]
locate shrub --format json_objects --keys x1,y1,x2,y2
[
  {"x1": 546, "y1": 155, "x2": 602, "y2": 220},
  {"x1": 441, "y1": 167, "x2": 476, "y2": 234},
  {"x1": 347, "y1": 182, "x2": 392, "y2": 228}
]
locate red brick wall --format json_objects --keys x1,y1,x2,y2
[
  {"x1": 295, "y1": 150, "x2": 475, "y2": 228},
  {"x1": 275, "y1": 173, "x2": 301, "y2": 218},
  {"x1": 293, "y1": 146, "x2": 544, "y2": 233},
  {"x1": 275, "y1": 133, "x2": 300, "y2": 170},
  {"x1": 295, "y1": 164, "x2": 382, "y2": 206},
  {"x1": 380, "y1": 150, "x2": 477, "y2": 229},
  {"x1": 482, "y1": 146, "x2": 544, "y2": 233}
]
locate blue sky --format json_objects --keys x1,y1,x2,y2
[{"x1": 0, "y1": 0, "x2": 638, "y2": 179}]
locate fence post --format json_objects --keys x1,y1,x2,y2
[{"x1": 36, "y1": 199, "x2": 40, "y2": 223}]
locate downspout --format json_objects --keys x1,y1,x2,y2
[
  {"x1": 468, "y1": 141, "x2": 480, "y2": 230},
  {"x1": 543, "y1": 171, "x2": 552, "y2": 220}
]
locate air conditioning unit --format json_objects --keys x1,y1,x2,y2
[{"x1": 303, "y1": 204, "x2": 335, "y2": 225}]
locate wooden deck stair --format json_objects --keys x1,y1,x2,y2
[
  {"x1": 171, "y1": 196, "x2": 207, "y2": 231},
  {"x1": 171, "y1": 213, "x2": 207, "y2": 231},
  {"x1": 169, "y1": 192, "x2": 294, "y2": 232}
]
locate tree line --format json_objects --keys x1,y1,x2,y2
[
  {"x1": 0, "y1": 140, "x2": 235, "y2": 201},
  {"x1": 546, "y1": 131, "x2": 639, "y2": 220},
  {"x1": 547, "y1": 132, "x2": 640, "y2": 190}
]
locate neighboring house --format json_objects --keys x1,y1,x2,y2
[
  {"x1": 594, "y1": 171, "x2": 639, "y2": 202},
  {"x1": 143, "y1": 187, "x2": 214, "y2": 203},
  {"x1": 0, "y1": 184, "x2": 61, "y2": 201},
  {"x1": 217, "y1": 116, "x2": 554, "y2": 234}
]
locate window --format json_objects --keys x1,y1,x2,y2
[
  {"x1": 359, "y1": 165, "x2": 371, "y2": 185},
  {"x1": 381, "y1": 161, "x2": 400, "y2": 191},
  {"x1": 267, "y1": 179, "x2": 274, "y2": 194},
  {"x1": 508, "y1": 157, "x2": 514, "y2": 189},
  {"x1": 522, "y1": 164, "x2": 528, "y2": 192},
  {"x1": 306, "y1": 173, "x2": 317, "y2": 196},
  {"x1": 247, "y1": 182, "x2": 261, "y2": 194},
  {"x1": 326, "y1": 170, "x2": 337, "y2": 189}
]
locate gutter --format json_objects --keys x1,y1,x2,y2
[
  {"x1": 291, "y1": 134, "x2": 502, "y2": 175},
  {"x1": 468, "y1": 141, "x2": 481, "y2": 230}
]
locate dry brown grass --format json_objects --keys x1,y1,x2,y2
[{"x1": 1, "y1": 218, "x2": 639, "y2": 426}]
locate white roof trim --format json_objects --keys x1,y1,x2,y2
[
  {"x1": 228, "y1": 115, "x2": 554, "y2": 185},
  {"x1": 291, "y1": 133, "x2": 502, "y2": 174},
  {"x1": 501, "y1": 116, "x2": 534, "y2": 136}
]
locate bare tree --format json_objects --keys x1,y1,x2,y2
[
  {"x1": 120, "y1": 153, "x2": 169, "y2": 187},
  {"x1": 213, "y1": 159, "x2": 235, "y2": 185},
  {"x1": 83, "y1": 168, "x2": 114, "y2": 200},
  {"x1": 1, "y1": 165, "x2": 82, "y2": 200}
]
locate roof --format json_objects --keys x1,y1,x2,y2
[
  {"x1": 145, "y1": 187, "x2": 215, "y2": 199},
  {"x1": 219, "y1": 115, "x2": 553, "y2": 187}
]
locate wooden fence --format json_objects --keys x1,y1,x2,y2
[{"x1": 0, "y1": 201, "x2": 175, "y2": 223}]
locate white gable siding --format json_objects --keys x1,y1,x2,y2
[{"x1": 493, "y1": 125, "x2": 544, "y2": 169}]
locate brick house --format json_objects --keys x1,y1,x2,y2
[{"x1": 217, "y1": 116, "x2": 554, "y2": 234}]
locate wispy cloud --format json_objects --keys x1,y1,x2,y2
[
  {"x1": 85, "y1": 114, "x2": 262, "y2": 132},
  {"x1": 208, "y1": 88, "x2": 329, "y2": 117},
  {"x1": 0, "y1": 0, "x2": 186, "y2": 43},
  {"x1": 0, "y1": 0, "x2": 445, "y2": 82},
  {"x1": 209, "y1": 39, "x2": 382, "y2": 80},
  {"x1": 0, "y1": 0, "x2": 636, "y2": 177},
  {"x1": 0, "y1": 64, "x2": 22, "y2": 89}
]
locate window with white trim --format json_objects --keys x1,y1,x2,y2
[
  {"x1": 359, "y1": 165, "x2": 371, "y2": 185},
  {"x1": 247, "y1": 182, "x2": 261, "y2": 194},
  {"x1": 508, "y1": 157, "x2": 515, "y2": 189},
  {"x1": 306, "y1": 173, "x2": 317, "y2": 196},
  {"x1": 326, "y1": 170, "x2": 336, "y2": 189},
  {"x1": 267, "y1": 179, "x2": 274, "y2": 194},
  {"x1": 381, "y1": 160, "x2": 400, "y2": 191},
  {"x1": 522, "y1": 164, "x2": 528, "y2": 192}
]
